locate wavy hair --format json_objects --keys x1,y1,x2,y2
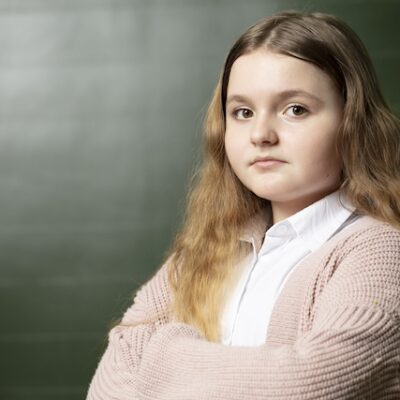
[{"x1": 163, "y1": 11, "x2": 400, "y2": 341}]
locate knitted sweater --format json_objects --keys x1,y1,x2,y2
[{"x1": 86, "y1": 215, "x2": 400, "y2": 399}]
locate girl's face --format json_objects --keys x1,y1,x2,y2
[{"x1": 224, "y1": 49, "x2": 344, "y2": 222}]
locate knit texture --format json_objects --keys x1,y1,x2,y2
[{"x1": 86, "y1": 215, "x2": 400, "y2": 399}]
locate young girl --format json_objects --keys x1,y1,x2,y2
[{"x1": 87, "y1": 10, "x2": 400, "y2": 399}]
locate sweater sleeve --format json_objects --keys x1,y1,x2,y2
[
  {"x1": 86, "y1": 258, "x2": 172, "y2": 400},
  {"x1": 135, "y1": 226, "x2": 400, "y2": 400}
]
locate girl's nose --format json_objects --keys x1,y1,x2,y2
[{"x1": 250, "y1": 115, "x2": 279, "y2": 145}]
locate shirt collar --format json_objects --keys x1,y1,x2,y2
[
  {"x1": 239, "y1": 205, "x2": 272, "y2": 251},
  {"x1": 284, "y1": 190, "x2": 356, "y2": 252},
  {"x1": 239, "y1": 190, "x2": 356, "y2": 253}
]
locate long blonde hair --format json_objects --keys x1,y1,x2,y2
[{"x1": 163, "y1": 11, "x2": 400, "y2": 341}]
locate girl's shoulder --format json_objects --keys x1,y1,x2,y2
[
  {"x1": 312, "y1": 215, "x2": 400, "y2": 320},
  {"x1": 333, "y1": 214, "x2": 400, "y2": 252},
  {"x1": 325, "y1": 215, "x2": 400, "y2": 285},
  {"x1": 310, "y1": 214, "x2": 400, "y2": 283}
]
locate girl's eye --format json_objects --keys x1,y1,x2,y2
[
  {"x1": 286, "y1": 105, "x2": 308, "y2": 117},
  {"x1": 233, "y1": 108, "x2": 253, "y2": 120}
]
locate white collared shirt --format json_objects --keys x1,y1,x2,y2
[{"x1": 220, "y1": 190, "x2": 358, "y2": 346}]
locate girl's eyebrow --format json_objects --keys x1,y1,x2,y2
[{"x1": 226, "y1": 90, "x2": 323, "y2": 105}]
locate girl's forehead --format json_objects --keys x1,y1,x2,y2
[{"x1": 227, "y1": 50, "x2": 336, "y2": 96}]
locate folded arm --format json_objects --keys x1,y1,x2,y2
[
  {"x1": 86, "y1": 259, "x2": 173, "y2": 400},
  {"x1": 136, "y1": 226, "x2": 400, "y2": 399}
]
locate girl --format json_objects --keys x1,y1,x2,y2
[{"x1": 87, "y1": 10, "x2": 400, "y2": 399}]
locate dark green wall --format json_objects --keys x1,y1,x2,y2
[{"x1": 0, "y1": 0, "x2": 398, "y2": 399}]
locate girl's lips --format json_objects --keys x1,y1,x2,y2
[{"x1": 252, "y1": 159, "x2": 286, "y2": 168}]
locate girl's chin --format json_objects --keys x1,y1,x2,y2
[{"x1": 250, "y1": 186, "x2": 286, "y2": 200}]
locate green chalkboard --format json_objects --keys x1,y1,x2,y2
[{"x1": 0, "y1": 1, "x2": 398, "y2": 398}]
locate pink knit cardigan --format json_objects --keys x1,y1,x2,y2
[{"x1": 86, "y1": 214, "x2": 400, "y2": 399}]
